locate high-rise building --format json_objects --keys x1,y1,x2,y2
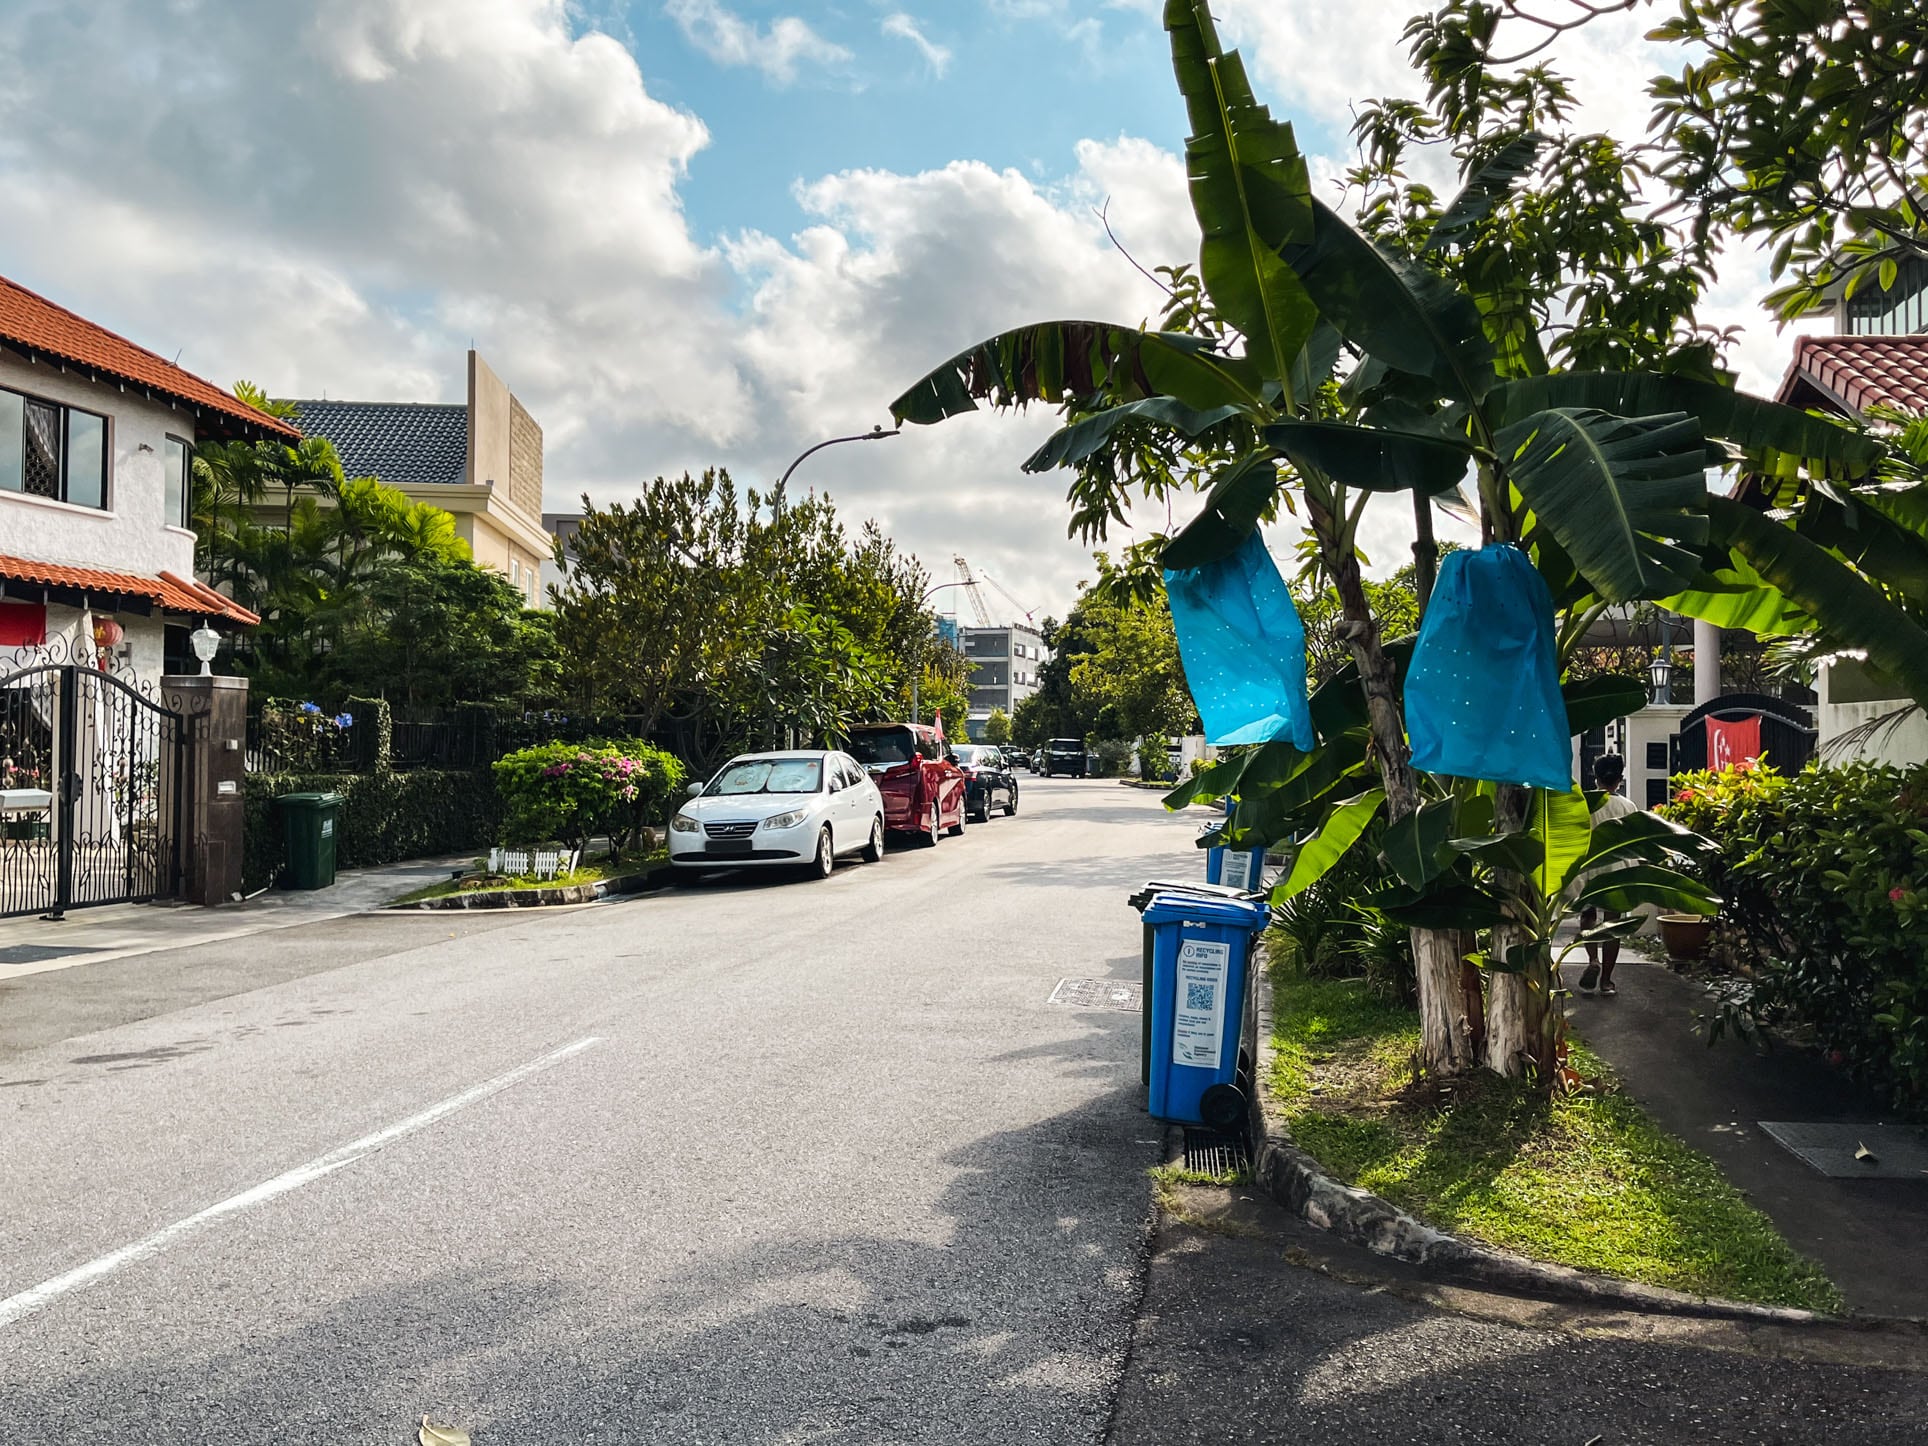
[{"x1": 961, "y1": 624, "x2": 1048, "y2": 739}]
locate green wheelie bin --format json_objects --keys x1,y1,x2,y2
[{"x1": 276, "y1": 792, "x2": 343, "y2": 889}]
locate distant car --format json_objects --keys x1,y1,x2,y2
[
  {"x1": 951, "y1": 744, "x2": 1019, "y2": 822},
  {"x1": 847, "y1": 722, "x2": 967, "y2": 845},
  {"x1": 1042, "y1": 737, "x2": 1088, "y2": 778},
  {"x1": 668, "y1": 750, "x2": 884, "y2": 879}
]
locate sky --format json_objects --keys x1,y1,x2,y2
[{"x1": 0, "y1": 0, "x2": 1822, "y2": 620}]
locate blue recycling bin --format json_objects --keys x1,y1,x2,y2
[
  {"x1": 1144, "y1": 891, "x2": 1272, "y2": 1126},
  {"x1": 1206, "y1": 843, "x2": 1265, "y2": 892}
]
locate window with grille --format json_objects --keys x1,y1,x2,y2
[{"x1": 0, "y1": 387, "x2": 108, "y2": 509}]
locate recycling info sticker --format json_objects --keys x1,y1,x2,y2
[{"x1": 1172, "y1": 938, "x2": 1231, "y2": 1069}]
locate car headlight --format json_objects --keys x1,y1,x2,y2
[
  {"x1": 763, "y1": 809, "x2": 808, "y2": 831},
  {"x1": 669, "y1": 813, "x2": 702, "y2": 833}
]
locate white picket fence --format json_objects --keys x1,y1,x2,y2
[{"x1": 487, "y1": 846, "x2": 579, "y2": 880}]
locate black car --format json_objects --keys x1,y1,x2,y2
[
  {"x1": 951, "y1": 745, "x2": 1019, "y2": 821},
  {"x1": 1042, "y1": 737, "x2": 1088, "y2": 777}
]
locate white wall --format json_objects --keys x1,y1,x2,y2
[
  {"x1": 1817, "y1": 660, "x2": 1927, "y2": 767},
  {"x1": 0, "y1": 355, "x2": 195, "y2": 578}
]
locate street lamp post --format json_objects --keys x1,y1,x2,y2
[
  {"x1": 775, "y1": 424, "x2": 900, "y2": 493},
  {"x1": 911, "y1": 580, "x2": 971, "y2": 724}
]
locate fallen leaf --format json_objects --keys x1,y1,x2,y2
[
  {"x1": 420, "y1": 1415, "x2": 470, "y2": 1446},
  {"x1": 1855, "y1": 1142, "x2": 1879, "y2": 1165}
]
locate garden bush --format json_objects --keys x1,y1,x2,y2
[
  {"x1": 491, "y1": 740, "x2": 685, "y2": 853},
  {"x1": 1662, "y1": 760, "x2": 1928, "y2": 1112},
  {"x1": 243, "y1": 768, "x2": 499, "y2": 892}
]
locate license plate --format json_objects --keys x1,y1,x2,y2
[{"x1": 705, "y1": 839, "x2": 752, "y2": 855}]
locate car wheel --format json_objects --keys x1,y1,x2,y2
[
  {"x1": 923, "y1": 801, "x2": 942, "y2": 847},
  {"x1": 809, "y1": 826, "x2": 835, "y2": 879},
  {"x1": 1004, "y1": 787, "x2": 1018, "y2": 817},
  {"x1": 970, "y1": 794, "x2": 989, "y2": 824},
  {"x1": 862, "y1": 815, "x2": 885, "y2": 863},
  {"x1": 947, "y1": 799, "x2": 966, "y2": 837}
]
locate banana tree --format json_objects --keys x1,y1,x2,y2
[{"x1": 887, "y1": 0, "x2": 1887, "y2": 1079}]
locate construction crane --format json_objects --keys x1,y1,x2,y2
[
  {"x1": 952, "y1": 555, "x2": 994, "y2": 627},
  {"x1": 952, "y1": 554, "x2": 1041, "y2": 628}
]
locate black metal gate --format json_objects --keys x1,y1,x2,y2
[{"x1": 0, "y1": 662, "x2": 186, "y2": 919}]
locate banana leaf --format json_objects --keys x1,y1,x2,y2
[
  {"x1": 1499, "y1": 407, "x2": 1712, "y2": 603},
  {"x1": 1274, "y1": 787, "x2": 1385, "y2": 901},
  {"x1": 1263, "y1": 418, "x2": 1477, "y2": 495}
]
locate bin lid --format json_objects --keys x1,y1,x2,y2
[
  {"x1": 276, "y1": 792, "x2": 345, "y2": 807},
  {"x1": 1142, "y1": 890, "x2": 1271, "y2": 929}
]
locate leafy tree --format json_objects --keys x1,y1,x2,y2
[
  {"x1": 983, "y1": 708, "x2": 1014, "y2": 745},
  {"x1": 1646, "y1": 0, "x2": 1928, "y2": 322},
  {"x1": 551, "y1": 470, "x2": 967, "y2": 766},
  {"x1": 325, "y1": 556, "x2": 558, "y2": 711}
]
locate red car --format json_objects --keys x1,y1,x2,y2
[{"x1": 847, "y1": 722, "x2": 967, "y2": 845}]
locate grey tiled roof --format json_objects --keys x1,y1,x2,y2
[{"x1": 287, "y1": 399, "x2": 469, "y2": 487}]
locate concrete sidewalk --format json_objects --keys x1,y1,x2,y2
[
  {"x1": 0, "y1": 853, "x2": 470, "y2": 983},
  {"x1": 1563, "y1": 959, "x2": 1928, "y2": 1319}
]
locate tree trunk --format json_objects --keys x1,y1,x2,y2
[{"x1": 1315, "y1": 502, "x2": 1472, "y2": 1076}]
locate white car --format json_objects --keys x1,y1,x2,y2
[{"x1": 667, "y1": 750, "x2": 886, "y2": 879}]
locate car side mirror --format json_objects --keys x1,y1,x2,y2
[{"x1": 685, "y1": 782, "x2": 703, "y2": 797}]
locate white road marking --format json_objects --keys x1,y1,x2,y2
[{"x1": 0, "y1": 1035, "x2": 603, "y2": 1330}]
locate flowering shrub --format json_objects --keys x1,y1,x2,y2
[
  {"x1": 1662, "y1": 760, "x2": 1928, "y2": 1112},
  {"x1": 491, "y1": 739, "x2": 684, "y2": 853},
  {"x1": 256, "y1": 698, "x2": 358, "y2": 771}
]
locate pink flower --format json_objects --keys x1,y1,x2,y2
[{"x1": 1892, "y1": 887, "x2": 1908, "y2": 903}]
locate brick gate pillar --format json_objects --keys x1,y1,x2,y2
[{"x1": 162, "y1": 674, "x2": 249, "y2": 906}]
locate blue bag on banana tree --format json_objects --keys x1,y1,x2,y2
[
  {"x1": 1404, "y1": 543, "x2": 1570, "y2": 790},
  {"x1": 1163, "y1": 530, "x2": 1315, "y2": 749}
]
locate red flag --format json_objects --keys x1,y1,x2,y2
[
  {"x1": 1706, "y1": 715, "x2": 1761, "y2": 771},
  {"x1": 932, "y1": 709, "x2": 944, "y2": 742}
]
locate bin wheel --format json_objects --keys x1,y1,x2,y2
[{"x1": 1199, "y1": 1083, "x2": 1247, "y2": 1133}]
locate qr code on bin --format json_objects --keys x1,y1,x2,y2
[{"x1": 1185, "y1": 982, "x2": 1216, "y2": 1011}]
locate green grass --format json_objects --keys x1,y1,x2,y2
[
  {"x1": 1266, "y1": 938, "x2": 1841, "y2": 1312},
  {"x1": 387, "y1": 854, "x2": 664, "y2": 907}
]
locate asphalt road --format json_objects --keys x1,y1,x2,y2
[
  {"x1": 0, "y1": 776, "x2": 1181, "y2": 1444},
  {"x1": 4, "y1": 777, "x2": 1923, "y2": 1444}
]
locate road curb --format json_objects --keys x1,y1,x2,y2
[
  {"x1": 404, "y1": 865, "x2": 671, "y2": 911},
  {"x1": 1243, "y1": 963, "x2": 1925, "y2": 1333}
]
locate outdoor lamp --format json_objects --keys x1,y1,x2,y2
[
  {"x1": 1648, "y1": 654, "x2": 1673, "y2": 705},
  {"x1": 189, "y1": 622, "x2": 221, "y2": 677}
]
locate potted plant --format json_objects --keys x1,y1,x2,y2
[{"x1": 1658, "y1": 913, "x2": 1715, "y2": 962}]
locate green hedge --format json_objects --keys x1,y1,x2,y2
[
  {"x1": 243, "y1": 768, "x2": 499, "y2": 892},
  {"x1": 1662, "y1": 760, "x2": 1928, "y2": 1113}
]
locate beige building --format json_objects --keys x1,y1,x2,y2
[{"x1": 286, "y1": 351, "x2": 551, "y2": 606}]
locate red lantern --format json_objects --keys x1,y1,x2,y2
[{"x1": 92, "y1": 617, "x2": 125, "y2": 648}]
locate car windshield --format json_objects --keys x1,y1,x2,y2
[
  {"x1": 951, "y1": 746, "x2": 984, "y2": 765},
  {"x1": 709, "y1": 758, "x2": 822, "y2": 795},
  {"x1": 848, "y1": 729, "x2": 917, "y2": 766}
]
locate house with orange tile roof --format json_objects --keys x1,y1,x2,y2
[{"x1": 0, "y1": 275, "x2": 282, "y2": 686}]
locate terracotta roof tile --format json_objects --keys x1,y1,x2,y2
[
  {"x1": 0, "y1": 554, "x2": 260, "y2": 626},
  {"x1": 0, "y1": 276, "x2": 300, "y2": 442},
  {"x1": 1775, "y1": 335, "x2": 1928, "y2": 415}
]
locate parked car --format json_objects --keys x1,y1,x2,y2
[
  {"x1": 668, "y1": 750, "x2": 885, "y2": 879},
  {"x1": 847, "y1": 722, "x2": 967, "y2": 845},
  {"x1": 951, "y1": 745, "x2": 1019, "y2": 821},
  {"x1": 1042, "y1": 737, "x2": 1088, "y2": 777}
]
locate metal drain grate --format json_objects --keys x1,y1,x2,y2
[
  {"x1": 1048, "y1": 977, "x2": 1142, "y2": 1011},
  {"x1": 1181, "y1": 1127, "x2": 1251, "y2": 1177},
  {"x1": 1759, "y1": 1121, "x2": 1928, "y2": 1179}
]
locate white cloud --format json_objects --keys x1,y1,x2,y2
[
  {"x1": 664, "y1": 0, "x2": 850, "y2": 86},
  {"x1": 881, "y1": 13, "x2": 951, "y2": 76}
]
